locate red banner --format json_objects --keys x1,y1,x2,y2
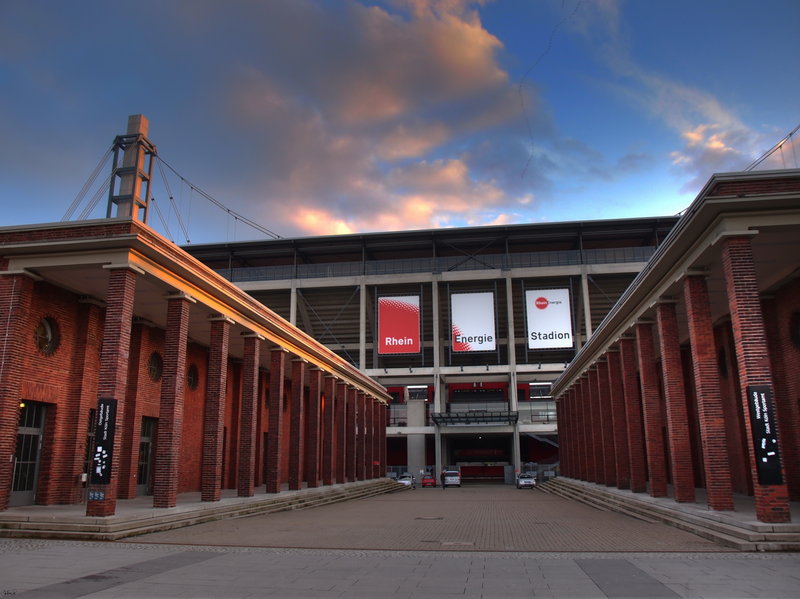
[{"x1": 378, "y1": 296, "x2": 421, "y2": 354}]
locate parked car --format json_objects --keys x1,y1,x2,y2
[
  {"x1": 421, "y1": 473, "x2": 436, "y2": 487},
  {"x1": 397, "y1": 474, "x2": 416, "y2": 488},
  {"x1": 442, "y1": 470, "x2": 461, "y2": 487},
  {"x1": 516, "y1": 472, "x2": 537, "y2": 489}
]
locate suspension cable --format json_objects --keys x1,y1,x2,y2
[
  {"x1": 156, "y1": 156, "x2": 282, "y2": 240},
  {"x1": 745, "y1": 123, "x2": 800, "y2": 171},
  {"x1": 62, "y1": 146, "x2": 114, "y2": 221}
]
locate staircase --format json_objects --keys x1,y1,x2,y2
[
  {"x1": 0, "y1": 479, "x2": 405, "y2": 541},
  {"x1": 540, "y1": 477, "x2": 800, "y2": 551}
]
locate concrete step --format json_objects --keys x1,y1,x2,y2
[
  {"x1": 540, "y1": 478, "x2": 800, "y2": 551},
  {"x1": 0, "y1": 479, "x2": 405, "y2": 541}
]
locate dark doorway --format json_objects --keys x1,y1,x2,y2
[{"x1": 11, "y1": 401, "x2": 46, "y2": 506}]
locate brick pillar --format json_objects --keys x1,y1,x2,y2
[
  {"x1": 356, "y1": 391, "x2": 366, "y2": 481},
  {"x1": 619, "y1": 337, "x2": 647, "y2": 492},
  {"x1": 305, "y1": 367, "x2": 322, "y2": 488},
  {"x1": 153, "y1": 293, "x2": 194, "y2": 508},
  {"x1": 202, "y1": 315, "x2": 231, "y2": 501},
  {"x1": 371, "y1": 399, "x2": 379, "y2": 478},
  {"x1": 365, "y1": 396, "x2": 374, "y2": 479},
  {"x1": 566, "y1": 392, "x2": 576, "y2": 478},
  {"x1": 237, "y1": 334, "x2": 261, "y2": 497},
  {"x1": 378, "y1": 403, "x2": 389, "y2": 476},
  {"x1": 635, "y1": 322, "x2": 668, "y2": 497},
  {"x1": 556, "y1": 395, "x2": 568, "y2": 476},
  {"x1": 288, "y1": 358, "x2": 306, "y2": 491},
  {"x1": 586, "y1": 369, "x2": 602, "y2": 483},
  {"x1": 321, "y1": 375, "x2": 336, "y2": 486},
  {"x1": 575, "y1": 374, "x2": 592, "y2": 481},
  {"x1": 265, "y1": 348, "x2": 287, "y2": 493},
  {"x1": 722, "y1": 237, "x2": 790, "y2": 523},
  {"x1": 595, "y1": 359, "x2": 617, "y2": 486},
  {"x1": 684, "y1": 275, "x2": 734, "y2": 511},
  {"x1": 606, "y1": 349, "x2": 631, "y2": 489},
  {"x1": 87, "y1": 267, "x2": 137, "y2": 517},
  {"x1": 335, "y1": 381, "x2": 347, "y2": 484},
  {"x1": 0, "y1": 274, "x2": 34, "y2": 511},
  {"x1": 346, "y1": 386, "x2": 357, "y2": 482},
  {"x1": 656, "y1": 301, "x2": 696, "y2": 503}
]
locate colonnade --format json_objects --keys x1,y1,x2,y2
[{"x1": 556, "y1": 235, "x2": 794, "y2": 524}]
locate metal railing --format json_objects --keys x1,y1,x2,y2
[
  {"x1": 218, "y1": 246, "x2": 656, "y2": 283},
  {"x1": 518, "y1": 401, "x2": 557, "y2": 424}
]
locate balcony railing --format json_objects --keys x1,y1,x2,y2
[
  {"x1": 218, "y1": 246, "x2": 655, "y2": 283},
  {"x1": 518, "y1": 401, "x2": 557, "y2": 424},
  {"x1": 432, "y1": 401, "x2": 517, "y2": 426}
]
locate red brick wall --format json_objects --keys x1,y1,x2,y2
[
  {"x1": 22, "y1": 283, "x2": 101, "y2": 505},
  {"x1": 179, "y1": 343, "x2": 210, "y2": 493}
]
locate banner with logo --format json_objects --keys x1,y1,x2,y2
[
  {"x1": 526, "y1": 289, "x2": 573, "y2": 349},
  {"x1": 451, "y1": 291, "x2": 496, "y2": 352},
  {"x1": 90, "y1": 397, "x2": 117, "y2": 485},
  {"x1": 378, "y1": 295, "x2": 421, "y2": 354}
]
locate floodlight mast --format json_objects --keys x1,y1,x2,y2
[{"x1": 106, "y1": 114, "x2": 157, "y2": 223}]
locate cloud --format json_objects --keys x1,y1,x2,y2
[
  {"x1": 211, "y1": 0, "x2": 539, "y2": 237},
  {"x1": 566, "y1": 0, "x2": 771, "y2": 190}
]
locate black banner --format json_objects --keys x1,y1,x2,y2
[
  {"x1": 746, "y1": 385, "x2": 783, "y2": 486},
  {"x1": 90, "y1": 397, "x2": 117, "y2": 485}
]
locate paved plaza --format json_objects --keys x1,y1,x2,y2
[{"x1": 2, "y1": 485, "x2": 799, "y2": 598}]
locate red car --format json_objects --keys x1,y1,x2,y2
[{"x1": 421, "y1": 473, "x2": 437, "y2": 487}]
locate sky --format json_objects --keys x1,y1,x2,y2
[{"x1": 1, "y1": 0, "x2": 798, "y2": 244}]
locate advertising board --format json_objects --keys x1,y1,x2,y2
[
  {"x1": 451, "y1": 291, "x2": 496, "y2": 352},
  {"x1": 526, "y1": 288, "x2": 573, "y2": 349}
]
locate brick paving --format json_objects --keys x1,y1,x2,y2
[{"x1": 132, "y1": 484, "x2": 728, "y2": 552}]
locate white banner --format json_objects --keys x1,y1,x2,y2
[
  {"x1": 451, "y1": 292, "x2": 496, "y2": 352},
  {"x1": 526, "y1": 289, "x2": 573, "y2": 349}
]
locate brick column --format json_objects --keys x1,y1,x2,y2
[
  {"x1": 365, "y1": 396, "x2": 374, "y2": 479},
  {"x1": 722, "y1": 237, "x2": 790, "y2": 522},
  {"x1": 565, "y1": 392, "x2": 576, "y2": 478},
  {"x1": 586, "y1": 369, "x2": 602, "y2": 483},
  {"x1": 335, "y1": 381, "x2": 347, "y2": 484},
  {"x1": 379, "y1": 402, "x2": 387, "y2": 475},
  {"x1": 153, "y1": 293, "x2": 194, "y2": 508},
  {"x1": 346, "y1": 387, "x2": 357, "y2": 482},
  {"x1": 619, "y1": 337, "x2": 647, "y2": 492},
  {"x1": 606, "y1": 349, "x2": 630, "y2": 489},
  {"x1": 635, "y1": 322, "x2": 668, "y2": 497},
  {"x1": 265, "y1": 348, "x2": 287, "y2": 493},
  {"x1": 87, "y1": 267, "x2": 138, "y2": 517},
  {"x1": 595, "y1": 359, "x2": 616, "y2": 486},
  {"x1": 237, "y1": 333, "x2": 261, "y2": 497},
  {"x1": 202, "y1": 315, "x2": 231, "y2": 501},
  {"x1": 322, "y1": 375, "x2": 336, "y2": 486},
  {"x1": 575, "y1": 380, "x2": 592, "y2": 481},
  {"x1": 656, "y1": 301, "x2": 696, "y2": 503},
  {"x1": 288, "y1": 358, "x2": 306, "y2": 491},
  {"x1": 356, "y1": 391, "x2": 366, "y2": 481},
  {"x1": 684, "y1": 275, "x2": 734, "y2": 511},
  {"x1": 556, "y1": 395, "x2": 568, "y2": 476},
  {"x1": 0, "y1": 274, "x2": 34, "y2": 511},
  {"x1": 305, "y1": 367, "x2": 322, "y2": 488}
]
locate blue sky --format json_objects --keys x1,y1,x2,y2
[{"x1": 1, "y1": 0, "x2": 798, "y2": 244}]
